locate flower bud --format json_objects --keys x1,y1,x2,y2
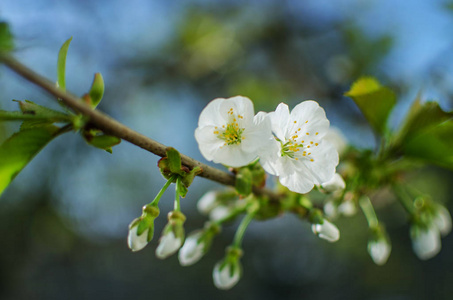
[
  {"x1": 155, "y1": 211, "x2": 186, "y2": 259},
  {"x1": 127, "y1": 204, "x2": 160, "y2": 252},
  {"x1": 367, "y1": 226, "x2": 391, "y2": 265},
  {"x1": 433, "y1": 205, "x2": 452, "y2": 237},
  {"x1": 311, "y1": 219, "x2": 340, "y2": 243},
  {"x1": 411, "y1": 225, "x2": 441, "y2": 260},
  {"x1": 197, "y1": 191, "x2": 218, "y2": 215},
  {"x1": 213, "y1": 247, "x2": 243, "y2": 290}
]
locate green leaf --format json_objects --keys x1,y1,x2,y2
[
  {"x1": 0, "y1": 125, "x2": 60, "y2": 196},
  {"x1": 345, "y1": 77, "x2": 396, "y2": 134},
  {"x1": 0, "y1": 22, "x2": 14, "y2": 53},
  {"x1": 235, "y1": 167, "x2": 252, "y2": 196},
  {"x1": 84, "y1": 134, "x2": 121, "y2": 153},
  {"x1": 0, "y1": 100, "x2": 72, "y2": 124},
  {"x1": 402, "y1": 120, "x2": 453, "y2": 170},
  {"x1": 57, "y1": 37, "x2": 73, "y2": 91},
  {"x1": 396, "y1": 99, "x2": 452, "y2": 143},
  {"x1": 166, "y1": 147, "x2": 183, "y2": 175},
  {"x1": 89, "y1": 73, "x2": 104, "y2": 108}
]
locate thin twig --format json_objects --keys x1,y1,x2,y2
[{"x1": 0, "y1": 53, "x2": 280, "y2": 201}]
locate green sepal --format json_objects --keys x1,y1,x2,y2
[
  {"x1": 235, "y1": 167, "x2": 252, "y2": 196},
  {"x1": 0, "y1": 125, "x2": 61, "y2": 196},
  {"x1": 250, "y1": 163, "x2": 266, "y2": 188},
  {"x1": 309, "y1": 208, "x2": 324, "y2": 225},
  {"x1": 176, "y1": 176, "x2": 188, "y2": 198},
  {"x1": 83, "y1": 130, "x2": 121, "y2": 153},
  {"x1": 57, "y1": 37, "x2": 73, "y2": 91},
  {"x1": 181, "y1": 166, "x2": 202, "y2": 188},
  {"x1": 0, "y1": 22, "x2": 14, "y2": 53},
  {"x1": 254, "y1": 196, "x2": 281, "y2": 220},
  {"x1": 345, "y1": 77, "x2": 396, "y2": 135},
  {"x1": 89, "y1": 73, "x2": 104, "y2": 108}
]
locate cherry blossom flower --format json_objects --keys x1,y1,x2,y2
[
  {"x1": 368, "y1": 236, "x2": 391, "y2": 266},
  {"x1": 311, "y1": 219, "x2": 340, "y2": 242},
  {"x1": 260, "y1": 101, "x2": 339, "y2": 193},
  {"x1": 195, "y1": 96, "x2": 272, "y2": 167},
  {"x1": 178, "y1": 231, "x2": 205, "y2": 266},
  {"x1": 212, "y1": 247, "x2": 243, "y2": 290},
  {"x1": 411, "y1": 225, "x2": 441, "y2": 260},
  {"x1": 127, "y1": 225, "x2": 149, "y2": 252}
]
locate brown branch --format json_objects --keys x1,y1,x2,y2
[{"x1": 0, "y1": 53, "x2": 280, "y2": 201}]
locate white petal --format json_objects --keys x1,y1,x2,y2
[
  {"x1": 212, "y1": 144, "x2": 256, "y2": 167},
  {"x1": 213, "y1": 261, "x2": 241, "y2": 290},
  {"x1": 269, "y1": 103, "x2": 290, "y2": 141},
  {"x1": 324, "y1": 127, "x2": 348, "y2": 156},
  {"x1": 323, "y1": 201, "x2": 338, "y2": 219},
  {"x1": 195, "y1": 126, "x2": 225, "y2": 161},
  {"x1": 259, "y1": 139, "x2": 281, "y2": 176},
  {"x1": 178, "y1": 231, "x2": 205, "y2": 266},
  {"x1": 156, "y1": 231, "x2": 183, "y2": 259},
  {"x1": 412, "y1": 227, "x2": 441, "y2": 260},
  {"x1": 289, "y1": 100, "x2": 329, "y2": 139},
  {"x1": 127, "y1": 226, "x2": 149, "y2": 252},
  {"x1": 368, "y1": 239, "x2": 391, "y2": 266},
  {"x1": 321, "y1": 173, "x2": 346, "y2": 193},
  {"x1": 434, "y1": 206, "x2": 452, "y2": 237},
  {"x1": 304, "y1": 140, "x2": 339, "y2": 184},
  {"x1": 197, "y1": 191, "x2": 218, "y2": 215},
  {"x1": 311, "y1": 220, "x2": 340, "y2": 242},
  {"x1": 198, "y1": 98, "x2": 225, "y2": 127}
]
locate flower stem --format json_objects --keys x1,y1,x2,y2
[
  {"x1": 359, "y1": 195, "x2": 378, "y2": 228},
  {"x1": 392, "y1": 184, "x2": 415, "y2": 215},
  {"x1": 174, "y1": 177, "x2": 182, "y2": 211},
  {"x1": 232, "y1": 210, "x2": 256, "y2": 248},
  {"x1": 151, "y1": 175, "x2": 176, "y2": 206}
]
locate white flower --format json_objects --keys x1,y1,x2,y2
[
  {"x1": 127, "y1": 225, "x2": 149, "y2": 252},
  {"x1": 323, "y1": 201, "x2": 338, "y2": 219},
  {"x1": 321, "y1": 173, "x2": 346, "y2": 193},
  {"x1": 195, "y1": 96, "x2": 273, "y2": 167},
  {"x1": 411, "y1": 226, "x2": 441, "y2": 260},
  {"x1": 368, "y1": 238, "x2": 391, "y2": 266},
  {"x1": 311, "y1": 219, "x2": 340, "y2": 242},
  {"x1": 209, "y1": 205, "x2": 234, "y2": 222},
  {"x1": 197, "y1": 191, "x2": 218, "y2": 215},
  {"x1": 156, "y1": 231, "x2": 183, "y2": 259},
  {"x1": 433, "y1": 205, "x2": 452, "y2": 237},
  {"x1": 178, "y1": 231, "x2": 205, "y2": 266},
  {"x1": 260, "y1": 101, "x2": 339, "y2": 194},
  {"x1": 213, "y1": 260, "x2": 241, "y2": 290}
]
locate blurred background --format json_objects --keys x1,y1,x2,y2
[{"x1": 1, "y1": 0, "x2": 453, "y2": 299}]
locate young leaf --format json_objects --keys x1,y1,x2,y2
[
  {"x1": 11, "y1": 100, "x2": 72, "y2": 123},
  {"x1": 345, "y1": 77, "x2": 396, "y2": 135},
  {"x1": 89, "y1": 73, "x2": 104, "y2": 108},
  {"x1": 84, "y1": 134, "x2": 121, "y2": 153},
  {"x1": 177, "y1": 176, "x2": 188, "y2": 198},
  {"x1": 0, "y1": 125, "x2": 61, "y2": 196},
  {"x1": 0, "y1": 22, "x2": 14, "y2": 53},
  {"x1": 57, "y1": 37, "x2": 73, "y2": 91},
  {"x1": 166, "y1": 147, "x2": 184, "y2": 175}
]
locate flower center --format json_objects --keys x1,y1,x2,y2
[
  {"x1": 213, "y1": 108, "x2": 245, "y2": 146},
  {"x1": 279, "y1": 120, "x2": 319, "y2": 162}
]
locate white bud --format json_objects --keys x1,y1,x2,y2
[
  {"x1": 412, "y1": 226, "x2": 441, "y2": 260},
  {"x1": 321, "y1": 173, "x2": 346, "y2": 193},
  {"x1": 127, "y1": 225, "x2": 149, "y2": 252},
  {"x1": 368, "y1": 238, "x2": 391, "y2": 266},
  {"x1": 209, "y1": 205, "x2": 233, "y2": 222},
  {"x1": 178, "y1": 231, "x2": 205, "y2": 266},
  {"x1": 156, "y1": 231, "x2": 183, "y2": 259},
  {"x1": 213, "y1": 261, "x2": 241, "y2": 290},
  {"x1": 197, "y1": 191, "x2": 218, "y2": 215},
  {"x1": 434, "y1": 205, "x2": 452, "y2": 237},
  {"x1": 338, "y1": 200, "x2": 357, "y2": 217},
  {"x1": 323, "y1": 201, "x2": 338, "y2": 219},
  {"x1": 311, "y1": 219, "x2": 340, "y2": 243}
]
